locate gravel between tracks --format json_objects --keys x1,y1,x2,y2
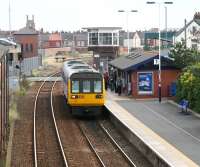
[
  {"x1": 100, "y1": 120, "x2": 153, "y2": 167},
  {"x1": 53, "y1": 83, "x2": 101, "y2": 167},
  {"x1": 11, "y1": 82, "x2": 41, "y2": 166}
]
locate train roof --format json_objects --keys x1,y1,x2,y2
[
  {"x1": 62, "y1": 61, "x2": 101, "y2": 78},
  {"x1": 63, "y1": 60, "x2": 85, "y2": 66}
]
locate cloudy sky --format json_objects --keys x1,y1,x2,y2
[{"x1": 0, "y1": 0, "x2": 199, "y2": 32}]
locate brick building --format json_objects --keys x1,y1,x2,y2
[
  {"x1": 13, "y1": 15, "x2": 40, "y2": 75},
  {"x1": 48, "y1": 33, "x2": 62, "y2": 48},
  {"x1": 14, "y1": 15, "x2": 38, "y2": 58}
]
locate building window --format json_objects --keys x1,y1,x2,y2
[
  {"x1": 81, "y1": 41, "x2": 85, "y2": 47},
  {"x1": 113, "y1": 33, "x2": 118, "y2": 45},
  {"x1": 192, "y1": 44, "x2": 197, "y2": 49},
  {"x1": 99, "y1": 33, "x2": 112, "y2": 45},
  {"x1": 89, "y1": 33, "x2": 98, "y2": 45},
  {"x1": 21, "y1": 44, "x2": 24, "y2": 52},
  {"x1": 25, "y1": 43, "x2": 29, "y2": 52},
  {"x1": 77, "y1": 41, "x2": 81, "y2": 46},
  {"x1": 30, "y1": 44, "x2": 33, "y2": 52}
]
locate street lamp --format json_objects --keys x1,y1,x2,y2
[
  {"x1": 147, "y1": 1, "x2": 173, "y2": 103},
  {"x1": 118, "y1": 9, "x2": 138, "y2": 55}
]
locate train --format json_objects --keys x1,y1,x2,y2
[{"x1": 61, "y1": 60, "x2": 105, "y2": 116}]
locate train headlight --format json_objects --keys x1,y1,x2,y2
[
  {"x1": 96, "y1": 94, "x2": 103, "y2": 99},
  {"x1": 71, "y1": 95, "x2": 78, "y2": 99}
]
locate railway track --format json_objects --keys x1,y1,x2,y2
[
  {"x1": 33, "y1": 73, "x2": 68, "y2": 167},
  {"x1": 11, "y1": 71, "x2": 151, "y2": 167},
  {"x1": 77, "y1": 120, "x2": 134, "y2": 167}
]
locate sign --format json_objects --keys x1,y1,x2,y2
[
  {"x1": 154, "y1": 59, "x2": 160, "y2": 65},
  {"x1": 138, "y1": 72, "x2": 153, "y2": 95}
]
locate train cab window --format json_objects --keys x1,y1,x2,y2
[
  {"x1": 72, "y1": 80, "x2": 79, "y2": 93},
  {"x1": 83, "y1": 80, "x2": 91, "y2": 93},
  {"x1": 94, "y1": 80, "x2": 102, "y2": 93}
]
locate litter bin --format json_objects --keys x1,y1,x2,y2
[{"x1": 170, "y1": 82, "x2": 176, "y2": 96}]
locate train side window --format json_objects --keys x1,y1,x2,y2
[
  {"x1": 94, "y1": 80, "x2": 102, "y2": 93},
  {"x1": 72, "y1": 80, "x2": 79, "y2": 93},
  {"x1": 83, "y1": 80, "x2": 91, "y2": 93}
]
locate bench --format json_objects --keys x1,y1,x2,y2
[{"x1": 179, "y1": 99, "x2": 189, "y2": 114}]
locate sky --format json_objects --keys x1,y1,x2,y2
[{"x1": 0, "y1": 0, "x2": 200, "y2": 32}]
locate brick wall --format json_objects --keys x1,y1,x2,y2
[
  {"x1": 131, "y1": 69, "x2": 181, "y2": 98},
  {"x1": 14, "y1": 34, "x2": 38, "y2": 58}
]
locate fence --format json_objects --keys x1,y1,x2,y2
[{"x1": 0, "y1": 52, "x2": 9, "y2": 156}]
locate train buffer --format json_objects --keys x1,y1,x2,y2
[{"x1": 179, "y1": 99, "x2": 190, "y2": 114}]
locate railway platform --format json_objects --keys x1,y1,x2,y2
[{"x1": 105, "y1": 90, "x2": 200, "y2": 167}]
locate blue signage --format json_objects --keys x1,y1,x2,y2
[{"x1": 138, "y1": 72, "x2": 153, "y2": 94}]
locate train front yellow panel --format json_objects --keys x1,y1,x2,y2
[{"x1": 67, "y1": 80, "x2": 105, "y2": 106}]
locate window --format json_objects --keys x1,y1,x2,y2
[
  {"x1": 113, "y1": 33, "x2": 118, "y2": 45},
  {"x1": 30, "y1": 44, "x2": 33, "y2": 52},
  {"x1": 25, "y1": 43, "x2": 29, "y2": 52},
  {"x1": 21, "y1": 44, "x2": 24, "y2": 52},
  {"x1": 72, "y1": 80, "x2": 79, "y2": 93},
  {"x1": 99, "y1": 33, "x2": 112, "y2": 45},
  {"x1": 83, "y1": 80, "x2": 90, "y2": 93},
  {"x1": 89, "y1": 33, "x2": 98, "y2": 45},
  {"x1": 94, "y1": 80, "x2": 102, "y2": 93}
]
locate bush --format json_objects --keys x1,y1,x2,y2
[{"x1": 176, "y1": 63, "x2": 200, "y2": 113}]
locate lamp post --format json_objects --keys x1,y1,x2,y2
[
  {"x1": 118, "y1": 10, "x2": 138, "y2": 55},
  {"x1": 147, "y1": 1, "x2": 173, "y2": 103}
]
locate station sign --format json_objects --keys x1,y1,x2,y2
[{"x1": 154, "y1": 59, "x2": 160, "y2": 65}]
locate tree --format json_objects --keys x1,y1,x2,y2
[
  {"x1": 169, "y1": 42, "x2": 200, "y2": 69},
  {"x1": 176, "y1": 63, "x2": 200, "y2": 113}
]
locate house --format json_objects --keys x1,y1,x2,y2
[
  {"x1": 132, "y1": 31, "x2": 145, "y2": 49},
  {"x1": 174, "y1": 12, "x2": 200, "y2": 50},
  {"x1": 144, "y1": 31, "x2": 175, "y2": 49},
  {"x1": 109, "y1": 51, "x2": 180, "y2": 99},
  {"x1": 48, "y1": 33, "x2": 62, "y2": 48},
  {"x1": 73, "y1": 32, "x2": 88, "y2": 52},
  {"x1": 13, "y1": 15, "x2": 40, "y2": 75}
]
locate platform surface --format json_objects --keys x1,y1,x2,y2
[{"x1": 106, "y1": 90, "x2": 200, "y2": 167}]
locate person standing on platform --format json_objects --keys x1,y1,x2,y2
[
  {"x1": 104, "y1": 72, "x2": 109, "y2": 90},
  {"x1": 117, "y1": 78, "x2": 122, "y2": 96}
]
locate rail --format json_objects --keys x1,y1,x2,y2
[
  {"x1": 100, "y1": 123, "x2": 137, "y2": 167},
  {"x1": 50, "y1": 79, "x2": 68, "y2": 166},
  {"x1": 77, "y1": 123, "x2": 106, "y2": 167},
  {"x1": 33, "y1": 72, "x2": 61, "y2": 167}
]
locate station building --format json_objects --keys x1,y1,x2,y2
[
  {"x1": 83, "y1": 27, "x2": 121, "y2": 73},
  {"x1": 109, "y1": 51, "x2": 180, "y2": 99}
]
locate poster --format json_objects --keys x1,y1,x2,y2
[{"x1": 138, "y1": 72, "x2": 153, "y2": 94}]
